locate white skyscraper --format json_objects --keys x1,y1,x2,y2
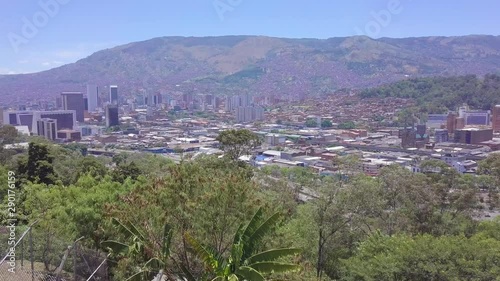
[{"x1": 86, "y1": 84, "x2": 98, "y2": 112}]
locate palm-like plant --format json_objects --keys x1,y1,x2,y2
[
  {"x1": 185, "y1": 208, "x2": 301, "y2": 281},
  {"x1": 101, "y1": 218, "x2": 176, "y2": 281}
]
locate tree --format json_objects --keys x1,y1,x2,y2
[
  {"x1": 16, "y1": 142, "x2": 57, "y2": 185},
  {"x1": 102, "y1": 219, "x2": 179, "y2": 281},
  {"x1": 338, "y1": 121, "x2": 356, "y2": 130},
  {"x1": 216, "y1": 129, "x2": 261, "y2": 161},
  {"x1": 186, "y1": 208, "x2": 301, "y2": 281},
  {"x1": 341, "y1": 230, "x2": 500, "y2": 281},
  {"x1": 305, "y1": 119, "x2": 318, "y2": 128},
  {"x1": 478, "y1": 153, "x2": 500, "y2": 183},
  {"x1": 0, "y1": 125, "x2": 19, "y2": 144},
  {"x1": 112, "y1": 161, "x2": 141, "y2": 183},
  {"x1": 321, "y1": 120, "x2": 333, "y2": 128},
  {"x1": 105, "y1": 156, "x2": 263, "y2": 279}
]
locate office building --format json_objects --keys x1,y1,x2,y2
[
  {"x1": 86, "y1": 84, "x2": 98, "y2": 112},
  {"x1": 454, "y1": 128, "x2": 493, "y2": 144},
  {"x1": 109, "y1": 85, "x2": 118, "y2": 105},
  {"x1": 3, "y1": 110, "x2": 76, "y2": 135},
  {"x1": 36, "y1": 118, "x2": 57, "y2": 140},
  {"x1": 105, "y1": 105, "x2": 119, "y2": 127},
  {"x1": 61, "y1": 92, "x2": 84, "y2": 122},
  {"x1": 434, "y1": 129, "x2": 449, "y2": 143},
  {"x1": 426, "y1": 114, "x2": 448, "y2": 129},
  {"x1": 492, "y1": 105, "x2": 500, "y2": 132},
  {"x1": 464, "y1": 110, "x2": 490, "y2": 126}
]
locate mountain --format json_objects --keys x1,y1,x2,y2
[{"x1": 2, "y1": 35, "x2": 500, "y2": 104}]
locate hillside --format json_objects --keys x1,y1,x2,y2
[
  {"x1": 360, "y1": 74, "x2": 500, "y2": 113},
  {"x1": 1, "y1": 35, "x2": 500, "y2": 104}
]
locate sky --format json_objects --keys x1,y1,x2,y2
[{"x1": 0, "y1": 0, "x2": 499, "y2": 74}]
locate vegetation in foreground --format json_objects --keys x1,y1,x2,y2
[{"x1": 0, "y1": 127, "x2": 500, "y2": 280}]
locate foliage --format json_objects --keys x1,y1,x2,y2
[
  {"x1": 186, "y1": 208, "x2": 301, "y2": 281},
  {"x1": 360, "y1": 74, "x2": 500, "y2": 112},
  {"x1": 321, "y1": 120, "x2": 333, "y2": 128},
  {"x1": 305, "y1": 118, "x2": 318, "y2": 128},
  {"x1": 341, "y1": 228, "x2": 500, "y2": 281},
  {"x1": 16, "y1": 142, "x2": 58, "y2": 185},
  {"x1": 0, "y1": 124, "x2": 20, "y2": 144},
  {"x1": 102, "y1": 219, "x2": 178, "y2": 281},
  {"x1": 216, "y1": 129, "x2": 262, "y2": 161},
  {"x1": 112, "y1": 161, "x2": 141, "y2": 183},
  {"x1": 338, "y1": 121, "x2": 356, "y2": 130},
  {"x1": 105, "y1": 156, "x2": 263, "y2": 279}
]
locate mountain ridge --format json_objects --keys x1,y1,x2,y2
[{"x1": 2, "y1": 34, "x2": 500, "y2": 104}]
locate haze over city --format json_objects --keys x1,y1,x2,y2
[{"x1": 1, "y1": 1, "x2": 500, "y2": 281}]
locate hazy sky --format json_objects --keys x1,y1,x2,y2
[{"x1": 1, "y1": 0, "x2": 499, "y2": 74}]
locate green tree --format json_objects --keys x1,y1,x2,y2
[
  {"x1": 338, "y1": 121, "x2": 356, "y2": 130},
  {"x1": 0, "y1": 125, "x2": 20, "y2": 144},
  {"x1": 341, "y1": 229, "x2": 500, "y2": 281},
  {"x1": 216, "y1": 129, "x2": 261, "y2": 161},
  {"x1": 105, "y1": 156, "x2": 262, "y2": 278},
  {"x1": 305, "y1": 119, "x2": 318, "y2": 128},
  {"x1": 321, "y1": 120, "x2": 333, "y2": 128},
  {"x1": 16, "y1": 142, "x2": 57, "y2": 185},
  {"x1": 186, "y1": 208, "x2": 301, "y2": 281},
  {"x1": 112, "y1": 161, "x2": 141, "y2": 183}
]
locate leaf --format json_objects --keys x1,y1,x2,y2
[
  {"x1": 144, "y1": 258, "x2": 164, "y2": 270},
  {"x1": 241, "y1": 208, "x2": 264, "y2": 243},
  {"x1": 112, "y1": 218, "x2": 146, "y2": 241},
  {"x1": 101, "y1": 240, "x2": 129, "y2": 255},
  {"x1": 125, "y1": 270, "x2": 147, "y2": 281},
  {"x1": 242, "y1": 213, "x2": 282, "y2": 260},
  {"x1": 185, "y1": 233, "x2": 221, "y2": 272},
  {"x1": 248, "y1": 262, "x2": 301, "y2": 274},
  {"x1": 246, "y1": 248, "x2": 301, "y2": 264},
  {"x1": 162, "y1": 223, "x2": 173, "y2": 258},
  {"x1": 180, "y1": 264, "x2": 197, "y2": 281},
  {"x1": 235, "y1": 266, "x2": 264, "y2": 281}
]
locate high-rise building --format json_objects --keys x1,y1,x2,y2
[
  {"x1": 105, "y1": 105, "x2": 119, "y2": 127},
  {"x1": 86, "y1": 84, "x2": 98, "y2": 112},
  {"x1": 156, "y1": 93, "x2": 162, "y2": 105},
  {"x1": 36, "y1": 118, "x2": 57, "y2": 140},
  {"x1": 235, "y1": 106, "x2": 265, "y2": 123},
  {"x1": 61, "y1": 92, "x2": 84, "y2": 122},
  {"x1": 492, "y1": 105, "x2": 500, "y2": 132},
  {"x1": 83, "y1": 97, "x2": 88, "y2": 111},
  {"x1": 109, "y1": 85, "x2": 118, "y2": 105}
]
